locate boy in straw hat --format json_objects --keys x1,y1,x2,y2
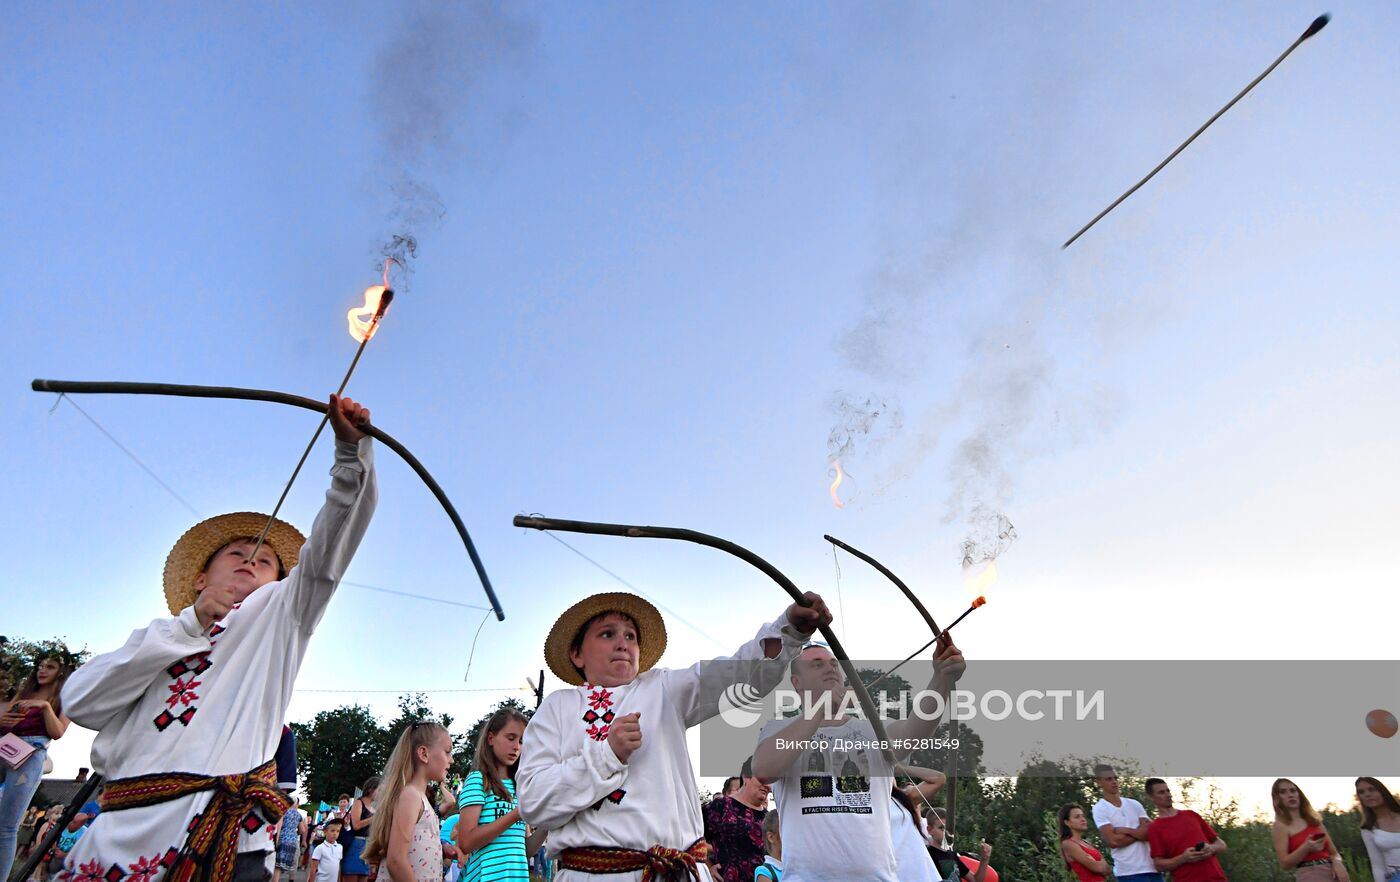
[
  {"x1": 59, "y1": 394, "x2": 377, "y2": 882},
  {"x1": 518, "y1": 590, "x2": 832, "y2": 882}
]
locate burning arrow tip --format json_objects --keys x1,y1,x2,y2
[{"x1": 828, "y1": 460, "x2": 847, "y2": 509}]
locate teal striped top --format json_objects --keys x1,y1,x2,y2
[{"x1": 458, "y1": 771, "x2": 528, "y2": 882}]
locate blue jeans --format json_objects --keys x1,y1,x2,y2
[
  {"x1": 0, "y1": 736, "x2": 50, "y2": 881},
  {"x1": 1118, "y1": 875, "x2": 1165, "y2": 882}
]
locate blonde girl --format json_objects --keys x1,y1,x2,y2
[
  {"x1": 455, "y1": 707, "x2": 539, "y2": 881},
  {"x1": 364, "y1": 721, "x2": 454, "y2": 882}
]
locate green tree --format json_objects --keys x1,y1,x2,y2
[
  {"x1": 290, "y1": 704, "x2": 389, "y2": 804},
  {"x1": 383, "y1": 692, "x2": 458, "y2": 747}
]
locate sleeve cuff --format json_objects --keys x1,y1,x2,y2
[
  {"x1": 334, "y1": 437, "x2": 373, "y2": 470},
  {"x1": 590, "y1": 736, "x2": 628, "y2": 779},
  {"x1": 772, "y1": 613, "x2": 813, "y2": 649}
]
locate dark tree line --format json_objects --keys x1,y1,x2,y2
[{"x1": 290, "y1": 694, "x2": 533, "y2": 805}]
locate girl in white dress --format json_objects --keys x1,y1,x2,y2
[{"x1": 365, "y1": 722, "x2": 454, "y2": 882}]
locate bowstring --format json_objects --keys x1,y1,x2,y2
[
  {"x1": 461, "y1": 607, "x2": 492, "y2": 684},
  {"x1": 47, "y1": 393, "x2": 485, "y2": 613},
  {"x1": 831, "y1": 545, "x2": 847, "y2": 643}
]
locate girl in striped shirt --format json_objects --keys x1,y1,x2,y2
[{"x1": 455, "y1": 707, "x2": 538, "y2": 881}]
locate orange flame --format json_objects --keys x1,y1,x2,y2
[
  {"x1": 348, "y1": 285, "x2": 389, "y2": 343},
  {"x1": 963, "y1": 559, "x2": 998, "y2": 597},
  {"x1": 829, "y1": 460, "x2": 846, "y2": 509}
]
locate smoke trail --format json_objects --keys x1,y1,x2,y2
[
  {"x1": 827, "y1": 392, "x2": 902, "y2": 463},
  {"x1": 959, "y1": 505, "x2": 1018, "y2": 569},
  {"x1": 368, "y1": 1, "x2": 537, "y2": 280},
  {"x1": 816, "y1": 7, "x2": 1125, "y2": 563},
  {"x1": 825, "y1": 392, "x2": 903, "y2": 508}
]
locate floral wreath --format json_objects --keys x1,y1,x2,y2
[{"x1": 0, "y1": 637, "x2": 89, "y2": 683}]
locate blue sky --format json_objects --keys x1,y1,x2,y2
[{"x1": 4, "y1": 2, "x2": 1397, "y2": 814}]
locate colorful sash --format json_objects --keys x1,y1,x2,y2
[
  {"x1": 99, "y1": 759, "x2": 290, "y2": 882},
  {"x1": 559, "y1": 838, "x2": 710, "y2": 881}
]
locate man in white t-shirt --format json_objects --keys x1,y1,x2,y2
[
  {"x1": 1091, "y1": 764, "x2": 1162, "y2": 882},
  {"x1": 753, "y1": 640, "x2": 964, "y2": 882},
  {"x1": 308, "y1": 818, "x2": 344, "y2": 882}
]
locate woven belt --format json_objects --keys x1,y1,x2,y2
[
  {"x1": 1298, "y1": 858, "x2": 1333, "y2": 868},
  {"x1": 559, "y1": 839, "x2": 709, "y2": 881},
  {"x1": 99, "y1": 759, "x2": 290, "y2": 882}
]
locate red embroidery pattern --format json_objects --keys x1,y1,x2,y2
[
  {"x1": 588, "y1": 788, "x2": 628, "y2": 811},
  {"x1": 578, "y1": 685, "x2": 629, "y2": 807},
  {"x1": 581, "y1": 685, "x2": 618, "y2": 741},
  {"x1": 153, "y1": 620, "x2": 227, "y2": 731},
  {"x1": 63, "y1": 849, "x2": 178, "y2": 882},
  {"x1": 166, "y1": 677, "x2": 201, "y2": 708},
  {"x1": 126, "y1": 854, "x2": 164, "y2": 882}
]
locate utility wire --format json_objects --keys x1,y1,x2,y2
[{"x1": 341, "y1": 581, "x2": 491, "y2": 612}]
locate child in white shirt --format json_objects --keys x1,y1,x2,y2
[{"x1": 309, "y1": 819, "x2": 344, "y2": 882}]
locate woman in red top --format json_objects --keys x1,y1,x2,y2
[
  {"x1": 0, "y1": 654, "x2": 75, "y2": 880},
  {"x1": 1059, "y1": 804, "x2": 1109, "y2": 882},
  {"x1": 1272, "y1": 778, "x2": 1351, "y2": 882}
]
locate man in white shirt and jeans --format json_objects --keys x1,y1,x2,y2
[{"x1": 1091, "y1": 764, "x2": 1163, "y2": 882}]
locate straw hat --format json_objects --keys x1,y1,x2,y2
[
  {"x1": 544, "y1": 592, "x2": 667, "y2": 686},
  {"x1": 162, "y1": 512, "x2": 306, "y2": 615}
]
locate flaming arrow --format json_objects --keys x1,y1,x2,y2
[
  {"x1": 1063, "y1": 13, "x2": 1332, "y2": 248},
  {"x1": 31, "y1": 379, "x2": 504, "y2": 620},
  {"x1": 823, "y1": 534, "x2": 979, "y2": 845},
  {"x1": 244, "y1": 271, "x2": 395, "y2": 563},
  {"x1": 513, "y1": 514, "x2": 897, "y2": 767}
]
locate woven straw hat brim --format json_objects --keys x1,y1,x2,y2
[
  {"x1": 163, "y1": 512, "x2": 306, "y2": 615},
  {"x1": 544, "y1": 592, "x2": 667, "y2": 686}
]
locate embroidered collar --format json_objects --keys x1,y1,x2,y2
[{"x1": 578, "y1": 681, "x2": 637, "y2": 742}]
